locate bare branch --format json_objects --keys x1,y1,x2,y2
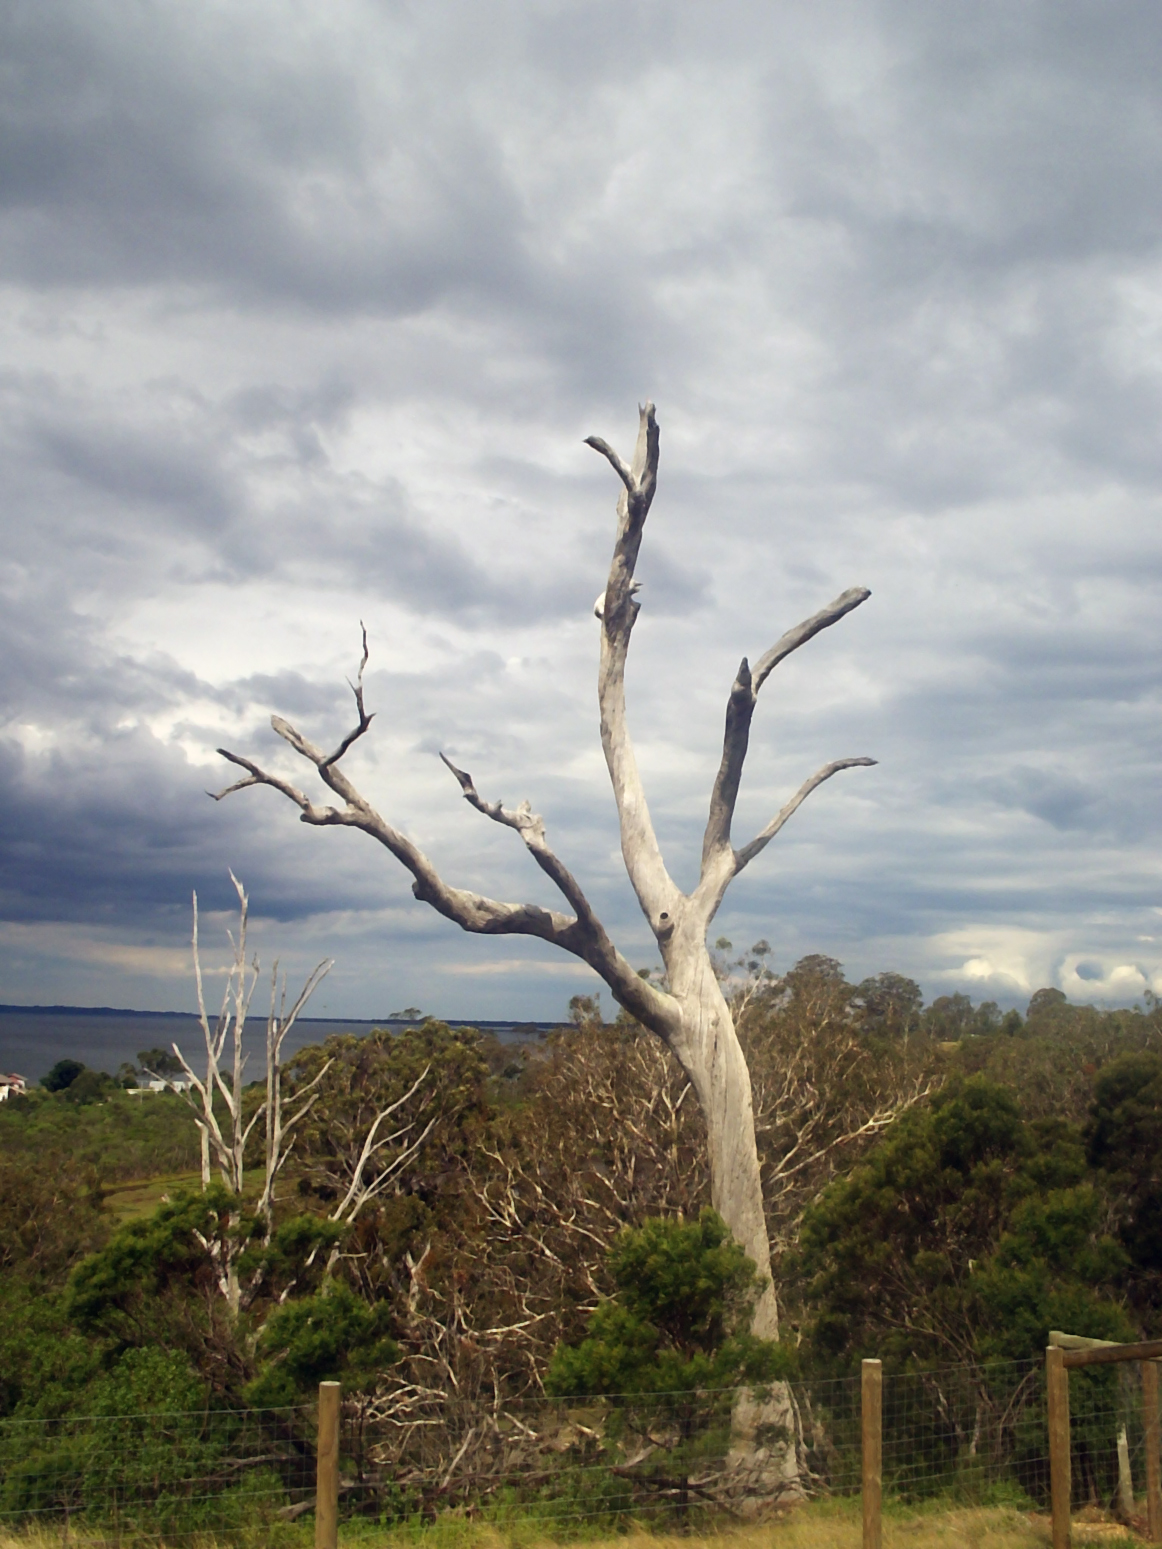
[
  {"x1": 589, "y1": 402, "x2": 676, "y2": 928},
  {"x1": 751, "y1": 586, "x2": 871, "y2": 695},
  {"x1": 210, "y1": 754, "x2": 314, "y2": 812},
  {"x1": 214, "y1": 635, "x2": 679, "y2": 1039},
  {"x1": 733, "y1": 756, "x2": 877, "y2": 874},
  {"x1": 329, "y1": 1065, "x2": 432, "y2": 1222},
  {"x1": 181, "y1": 887, "x2": 256, "y2": 1192},
  {"x1": 257, "y1": 953, "x2": 334, "y2": 1231},
  {"x1": 438, "y1": 753, "x2": 600, "y2": 929},
  {"x1": 582, "y1": 435, "x2": 633, "y2": 491},
  {"x1": 321, "y1": 622, "x2": 373, "y2": 769},
  {"x1": 701, "y1": 587, "x2": 872, "y2": 873}
]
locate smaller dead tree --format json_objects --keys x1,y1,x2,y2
[
  {"x1": 169, "y1": 875, "x2": 333, "y2": 1308},
  {"x1": 170, "y1": 875, "x2": 437, "y2": 1312},
  {"x1": 179, "y1": 877, "x2": 332, "y2": 1196}
]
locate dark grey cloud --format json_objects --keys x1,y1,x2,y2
[{"x1": 1, "y1": 0, "x2": 1161, "y2": 1018}]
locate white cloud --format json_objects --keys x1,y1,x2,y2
[
  {"x1": 0, "y1": 922, "x2": 192, "y2": 980},
  {"x1": 1059, "y1": 956, "x2": 1159, "y2": 1004},
  {"x1": 441, "y1": 958, "x2": 600, "y2": 980}
]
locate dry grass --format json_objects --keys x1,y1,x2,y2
[
  {"x1": 0, "y1": 1501, "x2": 1144, "y2": 1549},
  {"x1": 560, "y1": 1503, "x2": 1058, "y2": 1549},
  {"x1": 770, "y1": 1501, "x2": 1051, "y2": 1549}
]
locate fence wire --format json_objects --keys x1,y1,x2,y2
[
  {"x1": 0, "y1": 1402, "x2": 314, "y2": 1541},
  {"x1": 0, "y1": 1358, "x2": 1155, "y2": 1540}
]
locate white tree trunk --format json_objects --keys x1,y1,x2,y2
[{"x1": 671, "y1": 964, "x2": 778, "y2": 1337}]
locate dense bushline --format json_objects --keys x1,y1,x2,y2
[
  {"x1": 2, "y1": 957, "x2": 1161, "y2": 1436},
  {"x1": 0, "y1": 1084, "x2": 201, "y2": 1180}
]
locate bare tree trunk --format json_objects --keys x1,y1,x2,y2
[
  {"x1": 653, "y1": 940, "x2": 801, "y2": 1506},
  {"x1": 667, "y1": 953, "x2": 778, "y2": 1337}
]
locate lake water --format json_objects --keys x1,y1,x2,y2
[{"x1": 0, "y1": 1005, "x2": 564, "y2": 1082}]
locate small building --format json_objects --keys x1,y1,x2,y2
[
  {"x1": 132, "y1": 1075, "x2": 193, "y2": 1094},
  {"x1": 0, "y1": 1073, "x2": 27, "y2": 1102}
]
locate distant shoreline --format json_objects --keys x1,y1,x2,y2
[
  {"x1": 0, "y1": 1004, "x2": 565, "y2": 1030},
  {"x1": 0, "y1": 1005, "x2": 569, "y2": 1082}
]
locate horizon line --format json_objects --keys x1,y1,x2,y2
[{"x1": 0, "y1": 1003, "x2": 568, "y2": 1026}]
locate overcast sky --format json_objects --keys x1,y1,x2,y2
[{"x1": 2, "y1": 0, "x2": 1161, "y2": 1020}]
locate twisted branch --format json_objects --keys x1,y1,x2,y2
[
  {"x1": 438, "y1": 754, "x2": 600, "y2": 930},
  {"x1": 213, "y1": 645, "x2": 677, "y2": 1037}
]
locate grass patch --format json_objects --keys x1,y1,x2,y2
[
  {"x1": 101, "y1": 1171, "x2": 204, "y2": 1222},
  {"x1": 0, "y1": 1500, "x2": 1064, "y2": 1549}
]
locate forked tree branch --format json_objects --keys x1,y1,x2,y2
[
  {"x1": 700, "y1": 587, "x2": 872, "y2": 876},
  {"x1": 321, "y1": 623, "x2": 373, "y2": 769},
  {"x1": 587, "y1": 409, "x2": 874, "y2": 935},
  {"x1": 438, "y1": 754, "x2": 600, "y2": 931},
  {"x1": 213, "y1": 655, "x2": 678, "y2": 1038}
]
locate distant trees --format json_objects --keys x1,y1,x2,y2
[
  {"x1": 40, "y1": 1059, "x2": 117, "y2": 1103},
  {"x1": 922, "y1": 992, "x2": 1015, "y2": 1040},
  {"x1": 853, "y1": 972, "x2": 924, "y2": 1038},
  {"x1": 1028, "y1": 986, "x2": 1069, "y2": 1021},
  {"x1": 41, "y1": 1058, "x2": 86, "y2": 1093},
  {"x1": 792, "y1": 1076, "x2": 1132, "y2": 1373},
  {"x1": 8, "y1": 955, "x2": 1162, "y2": 1540},
  {"x1": 135, "y1": 1047, "x2": 186, "y2": 1082}
]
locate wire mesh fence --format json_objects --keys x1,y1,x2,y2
[
  {"x1": 338, "y1": 1358, "x2": 1069, "y2": 1527},
  {"x1": 1058, "y1": 1357, "x2": 1153, "y2": 1516},
  {"x1": 1, "y1": 1356, "x2": 1157, "y2": 1542},
  {"x1": 0, "y1": 1402, "x2": 315, "y2": 1542}
]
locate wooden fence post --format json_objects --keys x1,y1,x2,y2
[
  {"x1": 1047, "y1": 1345, "x2": 1070, "y2": 1549},
  {"x1": 862, "y1": 1358, "x2": 883, "y2": 1549},
  {"x1": 1143, "y1": 1359, "x2": 1161, "y2": 1544},
  {"x1": 1117, "y1": 1423, "x2": 1134, "y2": 1519},
  {"x1": 316, "y1": 1380, "x2": 340, "y2": 1549}
]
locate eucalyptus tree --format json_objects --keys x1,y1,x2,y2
[{"x1": 213, "y1": 404, "x2": 873, "y2": 1350}]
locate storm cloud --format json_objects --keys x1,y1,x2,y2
[{"x1": 2, "y1": 0, "x2": 1161, "y2": 1019}]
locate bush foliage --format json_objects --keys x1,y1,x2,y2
[{"x1": 2, "y1": 962, "x2": 1161, "y2": 1531}]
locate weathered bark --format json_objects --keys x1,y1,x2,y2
[
  {"x1": 585, "y1": 405, "x2": 872, "y2": 1348},
  {"x1": 212, "y1": 405, "x2": 874, "y2": 1485},
  {"x1": 671, "y1": 974, "x2": 778, "y2": 1337}
]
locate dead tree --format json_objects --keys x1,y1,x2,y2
[
  {"x1": 213, "y1": 403, "x2": 873, "y2": 1345},
  {"x1": 175, "y1": 875, "x2": 334, "y2": 1206},
  {"x1": 171, "y1": 876, "x2": 334, "y2": 1307}
]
